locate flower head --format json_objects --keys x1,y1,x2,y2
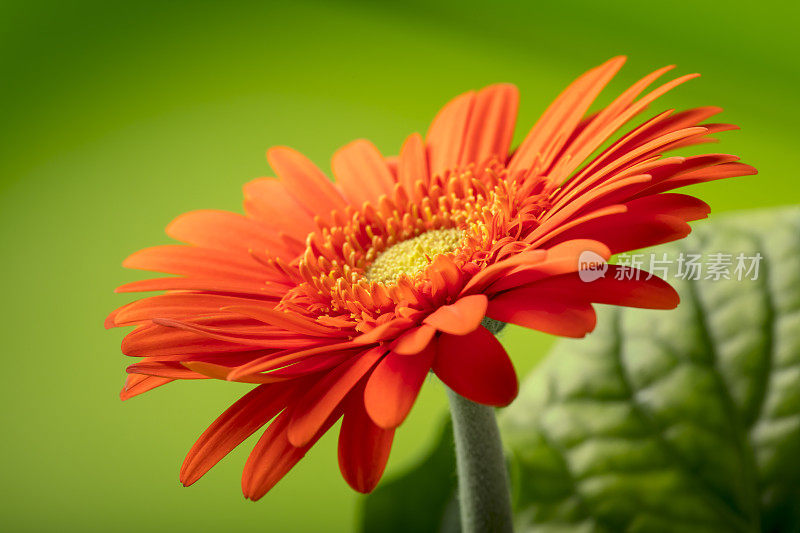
[{"x1": 107, "y1": 57, "x2": 755, "y2": 499}]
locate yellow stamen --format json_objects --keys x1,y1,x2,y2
[{"x1": 364, "y1": 228, "x2": 463, "y2": 285}]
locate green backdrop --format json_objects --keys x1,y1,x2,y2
[{"x1": 1, "y1": 0, "x2": 797, "y2": 531}]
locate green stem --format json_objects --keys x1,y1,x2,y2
[{"x1": 446, "y1": 387, "x2": 514, "y2": 533}]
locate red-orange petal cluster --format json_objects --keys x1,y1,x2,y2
[{"x1": 108, "y1": 57, "x2": 755, "y2": 498}]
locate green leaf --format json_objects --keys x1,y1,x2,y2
[
  {"x1": 502, "y1": 207, "x2": 800, "y2": 532},
  {"x1": 360, "y1": 419, "x2": 461, "y2": 533}
]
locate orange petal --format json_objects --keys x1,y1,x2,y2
[
  {"x1": 267, "y1": 146, "x2": 346, "y2": 222},
  {"x1": 226, "y1": 340, "x2": 359, "y2": 380},
  {"x1": 264, "y1": 350, "x2": 354, "y2": 379},
  {"x1": 624, "y1": 193, "x2": 710, "y2": 222},
  {"x1": 433, "y1": 326, "x2": 518, "y2": 407},
  {"x1": 541, "y1": 212, "x2": 692, "y2": 255},
  {"x1": 458, "y1": 83, "x2": 519, "y2": 167},
  {"x1": 423, "y1": 294, "x2": 488, "y2": 335},
  {"x1": 549, "y1": 68, "x2": 702, "y2": 183},
  {"x1": 114, "y1": 276, "x2": 282, "y2": 297},
  {"x1": 123, "y1": 245, "x2": 272, "y2": 284},
  {"x1": 353, "y1": 317, "x2": 416, "y2": 345},
  {"x1": 393, "y1": 324, "x2": 436, "y2": 355},
  {"x1": 119, "y1": 374, "x2": 173, "y2": 401},
  {"x1": 121, "y1": 321, "x2": 264, "y2": 357},
  {"x1": 166, "y1": 209, "x2": 283, "y2": 254},
  {"x1": 338, "y1": 389, "x2": 395, "y2": 493},
  {"x1": 486, "y1": 239, "x2": 611, "y2": 294},
  {"x1": 426, "y1": 90, "x2": 476, "y2": 177},
  {"x1": 332, "y1": 140, "x2": 396, "y2": 207},
  {"x1": 180, "y1": 382, "x2": 296, "y2": 486},
  {"x1": 112, "y1": 294, "x2": 255, "y2": 327},
  {"x1": 487, "y1": 291, "x2": 597, "y2": 338},
  {"x1": 525, "y1": 267, "x2": 679, "y2": 310},
  {"x1": 241, "y1": 178, "x2": 316, "y2": 243},
  {"x1": 460, "y1": 250, "x2": 548, "y2": 295},
  {"x1": 398, "y1": 133, "x2": 429, "y2": 197},
  {"x1": 509, "y1": 56, "x2": 626, "y2": 176},
  {"x1": 242, "y1": 406, "x2": 342, "y2": 500},
  {"x1": 222, "y1": 305, "x2": 343, "y2": 337},
  {"x1": 642, "y1": 161, "x2": 757, "y2": 194},
  {"x1": 286, "y1": 347, "x2": 384, "y2": 447},
  {"x1": 550, "y1": 66, "x2": 675, "y2": 173},
  {"x1": 364, "y1": 344, "x2": 435, "y2": 429},
  {"x1": 126, "y1": 360, "x2": 209, "y2": 380}
]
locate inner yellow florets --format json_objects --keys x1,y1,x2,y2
[{"x1": 364, "y1": 228, "x2": 464, "y2": 284}]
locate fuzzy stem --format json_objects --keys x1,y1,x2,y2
[{"x1": 446, "y1": 387, "x2": 514, "y2": 533}]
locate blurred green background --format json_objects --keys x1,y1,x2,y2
[{"x1": 0, "y1": 0, "x2": 797, "y2": 531}]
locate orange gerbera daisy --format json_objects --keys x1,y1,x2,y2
[{"x1": 107, "y1": 57, "x2": 755, "y2": 500}]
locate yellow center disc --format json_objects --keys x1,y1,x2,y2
[{"x1": 364, "y1": 228, "x2": 463, "y2": 285}]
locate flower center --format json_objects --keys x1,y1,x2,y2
[{"x1": 364, "y1": 228, "x2": 464, "y2": 285}]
